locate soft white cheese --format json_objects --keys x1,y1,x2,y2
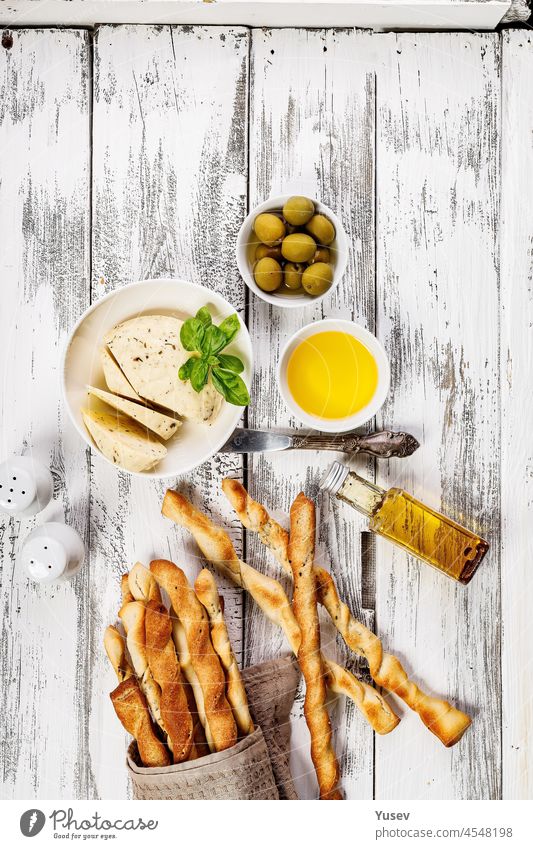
[
  {"x1": 87, "y1": 385, "x2": 181, "y2": 441},
  {"x1": 104, "y1": 316, "x2": 222, "y2": 425},
  {"x1": 81, "y1": 409, "x2": 167, "y2": 473}
]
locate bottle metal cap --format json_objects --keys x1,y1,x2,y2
[{"x1": 319, "y1": 461, "x2": 350, "y2": 496}]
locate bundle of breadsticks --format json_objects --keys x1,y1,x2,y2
[
  {"x1": 161, "y1": 482, "x2": 473, "y2": 801},
  {"x1": 105, "y1": 560, "x2": 254, "y2": 769}
]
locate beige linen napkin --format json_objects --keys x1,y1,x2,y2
[{"x1": 127, "y1": 654, "x2": 300, "y2": 800}]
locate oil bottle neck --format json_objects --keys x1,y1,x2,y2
[{"x1": 320, "y1": 461, "x2": 385, "y2": 517}]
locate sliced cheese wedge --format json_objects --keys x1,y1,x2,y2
[
  {"x1": 100, "y1": 347, "x2": 143, "y2": 402},
  {"x1": 104, "y1": 315, "x2": 222, "y2": 424},
  {"x1": 81, "y1": 409, "x2": 167, "y2": 473},
  {"x1": 87, "y1": 385, "x2": 181, "y2": 441}
]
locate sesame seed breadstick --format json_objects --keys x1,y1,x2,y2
[
  {"x1": 161, "y1": 490, "x2": 399, "y2": 736},
  {"x1": 222, "y1": 478, "x2": 471, "y2": 748},
  {"x1": 194, "y1": 568, "x2": 254, "y2": 737},
  {"x1": 289, "y1": 493, "x2": 341, "y2": 800}
]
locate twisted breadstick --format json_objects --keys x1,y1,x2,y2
[
  {"x1": 145, "y1": 600, "x2": 194, "y2": 762},
  {"x1": 119, "y1": 601, "x2": 166, "y2": 736},
  {"x1": 194, "y1": 569, "x2": 254, "y2": 737},
  {"x1": 104, "y1": 625, "x2": 134, "y2": 682},
  {"x1": 121, "y1": 573, "x2": 134, "y2": 604},
  {"x1": 222, "y1": 478, "x2": 472, "y2": 747},
  {"x1": 128, "y1": 561, "x2": 161, "y2": 604},
  {"x1": 161, "y1": 490, "x2": 399, "y2": 735},
  {"x1": 150, "y1": 559, "x2": 238, "y2": 753},
  {"x1": 110, "y1": 677, "x2": 170, "y2": 768},
  {"x1": 289, "y1": 493, "x2": 341, "y2": 800},
  {"x1": 170, "y1": 614, "x2": 210, "y2": 760}
]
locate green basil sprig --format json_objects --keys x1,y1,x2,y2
[{"x1": 178, "y1": 308, "x2": 250, "y2": 407}]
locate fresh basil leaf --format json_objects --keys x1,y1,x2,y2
[
  {"x1": 203, "y1": 325, "x2": 227, "y2": 356},
  {"x1": 217, "y1": 354, "x2": 244, "y2": 374},
  {"x1": 178, "y1": 356, "x2": 197, "y2": 381},
  {"x1": 218, "y1": 314, "x2": 240, "y2": 345},
  {"x1": 180, "y1": 317, "x2": 205, "y2": 352},
  {"x1": 212, "y1": 368, "x2": 250, "y2": 406},
  {"x1": 196, "y1": 306, "x2": 213, "y2": 328},
  {"x1": 190, "y1": 357, "x2": 210, "y2": 393}
]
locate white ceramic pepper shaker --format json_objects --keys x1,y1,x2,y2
[
  {"x1": 19, "y1": 523, "x2": 85, "y2": 584},
  {"x1": 0, "y1": 456, "x2": 54, "y2": 518}
]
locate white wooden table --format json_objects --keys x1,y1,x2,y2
[{"x1": 1, "y1": 25, "x2": 532, "y2": 801}]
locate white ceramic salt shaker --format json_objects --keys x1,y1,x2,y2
[
  {"x1": 19, "y1": 523, "x2": 85, "y2": 584},
  {"x1": 0, "y1": 456, "x2": 54, "y2": 518}
]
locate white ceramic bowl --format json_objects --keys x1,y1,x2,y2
[
  {"x1": 236, "y1": 194, "x2": 348, "y2": 309},
  {"x1": 62, "y1": 279, "x2": 253, "y2": 479},
  {"x1": 277, "y1": 319, "x2": 390, "y2": 433}
]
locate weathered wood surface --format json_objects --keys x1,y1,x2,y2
[
  {"x1": 374, "y1": 32, "x2": 501, "y2": 799},
  {"x1": 247, "y1": 28, "x2": 377, "y2": 800},
  {"x1": 0, "y1": 29, "x2": 91, "y2": 798},
  {"x1": 1, "y1": 24, "x2": 531, "y2": 801},
  {"x1": 501, "y1": 30, "x2": 533, "y2": 801},
  {"x1": 90, "y1": 24, "x2": 249, "y2": 799}
]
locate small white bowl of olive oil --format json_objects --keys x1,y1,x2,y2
[{"x1": 277, "y1": 319, "x2": 390, "y2": 433}]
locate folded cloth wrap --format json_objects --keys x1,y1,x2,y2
[{"x1": 127, "y1": 654, "x2": 300, "y2": 800}]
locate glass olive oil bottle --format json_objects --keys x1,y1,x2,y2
[{"x1": 321, "y1": 462, "x2": 489, "y2": 584}]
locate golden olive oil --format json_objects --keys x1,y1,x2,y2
[{"x1": 287, "y1": 331, "x2": 378, "y2": 419}]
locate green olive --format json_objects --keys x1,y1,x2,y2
[
  {"x1": 282, "y1": 196, "x2": 315, "y2": 227},
  {"x1": 255, "y1": 243, "x2": 282, "y2": 261},
  {"x1": 301, "y1": 262, "x2": 334, "y2": 296},
  {"x1": 309, "y1": 246, "x2": 331, "y2": 264},
  {"x1": 254, "y1": 213, "x2": 286, "y2": 246},
  {"x1": 281, "y1": 232, "x2": 316, "y2": 263},
  {"x1": 306, "y1": 214, "x2": 335, "y2": 246},
  {"x1": 254, "y1": 257, "x2": 283, "y2": 292},
  {"x1": 284, "y1": 262, "x2": 305, "y2": 290}
]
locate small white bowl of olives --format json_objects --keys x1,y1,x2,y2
[{"x1": 236, "y1": 194, "x2": 348, "y2": 308}]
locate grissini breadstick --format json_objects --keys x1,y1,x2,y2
[
  {"x1": 145, "y1": 600, "x2": 194, "y2": 763},
  {"x1": 104, "y1": 625, "x2": 134, "y2": 682},
  {"x1": 222, "y1": 478, "x2": 472, "y2": 748},
  {"x1": 194, "y1": 568, "x2": 254, "y2": 737},
  {"x1": 161, "y1": 490, "x2": 399, "y2": 735},
  {"x1": 121, "y1": 573, "x2": 134, "y2": 604},
  {"x1": 129, "y1": 561, "x2": 161, "y2": 604},
  {"x1": 110, "y1": 677, "x2": 170, "y2": 768},
  {"x1": 289, "y1": 493, "x2": 341, "y2": 800},
  {"x1": 170, "y1": 614, "x2": 211, "y2": 760},
  {"x1": 119, "y1": 600, "x2": 166, "y2": 735},
  {"x1": 150, "y1": 559, "x2": 238, "y2": 753}
]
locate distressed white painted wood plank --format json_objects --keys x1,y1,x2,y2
[
  {"x1": 0, "y1": 29, "x2": 91, "y2": 798},
  {"x1": 248, "y1": 28, "x2": 377, "y2": 800},
  {"x1": 501, "y1": 30, "x2": 533, "y2": 801},
  {"x1": 374, "y1": 32, "x2": 501, "y2": 799},
  {"x1": 0, "y1": 1, "x2": 515, "y2": 30},
  {"x1": 91, "y1": 24, "x2": 249, "y2": 799}
]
